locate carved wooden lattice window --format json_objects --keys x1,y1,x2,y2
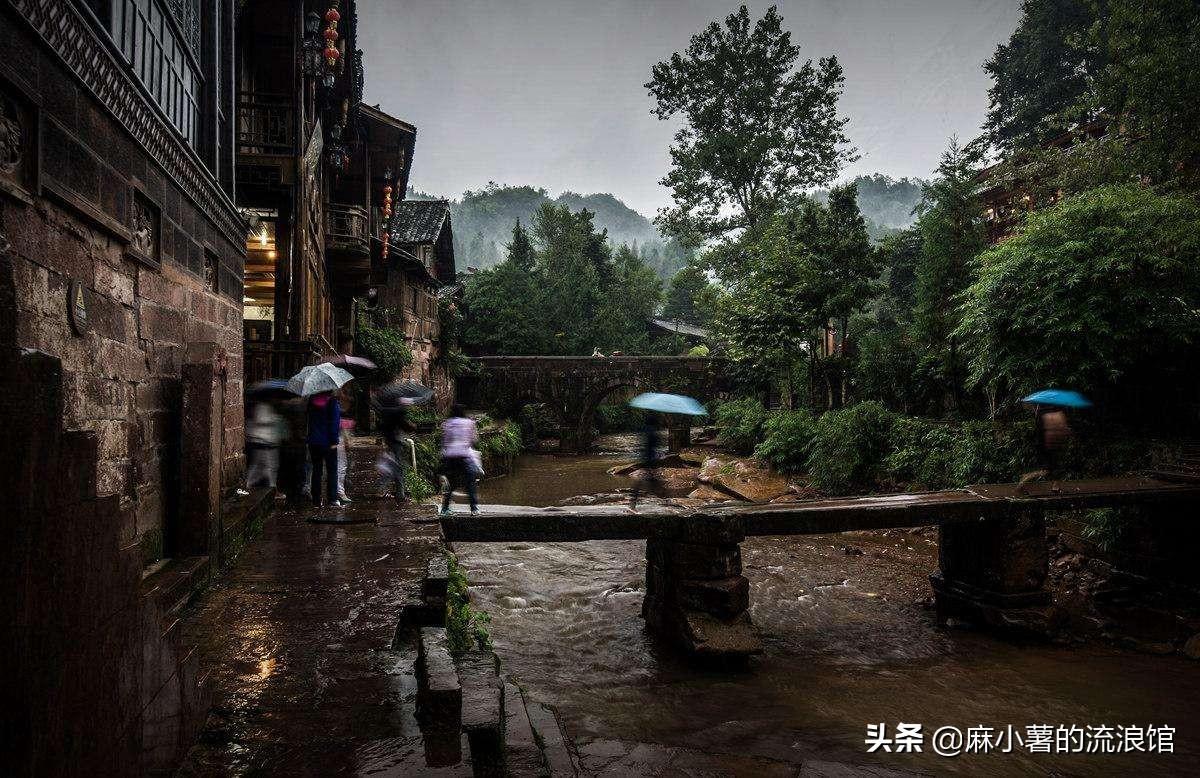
[{"x1": 110, "y1": 0, "x2": 202, "y2": 149}]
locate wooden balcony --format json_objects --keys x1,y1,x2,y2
[
  {"x1": 237, "y1": 92, "x2": 294, "y2": 156},
  {"x1": 244, "y1": 339, "x2": 332, "y2": 385},
  {"x1": 326, "y1": 203, "x2": 370, "y2": 255}
]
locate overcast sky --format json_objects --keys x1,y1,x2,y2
[{"x1": 359, "y1": 0, "x2": 1022, "y2": 217}]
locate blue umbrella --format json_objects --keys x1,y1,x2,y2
[
  {"x1": 628, "y1": 392, "x2": 708, "y2": 416},
  {"x1": 1022, "y1": 389, "x2": 1092, "y2": 408}
]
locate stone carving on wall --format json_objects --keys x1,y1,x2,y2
[
  {"x1": 0, "y1": 88, "x2": 32, "y2": 198},
  {"x1": 130, "y1": 192, "x2": 160, "y2": 262}
]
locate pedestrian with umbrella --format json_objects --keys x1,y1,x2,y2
[
  {"x1": 373, "y1": 379, "x2": 432, "y2": 503},
  {"x1": 627, "y1": 393, "x2": 707, "y2": 510},
  {"x1": 287, "y1": 364, "x2": 354, "y2": 508},
  {"x1": 244, "y1": 380, "x2": 294, "y2": 489},
  {"x1": 1017, "y1": 389, "x2": 1091, "y2": 495}
]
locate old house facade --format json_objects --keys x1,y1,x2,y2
[
  {"x1": 2, "y1": 0, "x2": 248, "y2": 773},
  {"x1": 374, "y1": 197, "x2": 456, "y2": 404}
]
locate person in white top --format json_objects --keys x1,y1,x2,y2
[{"x1": 439, "y1": 404, "x2": 480, "y2": 515}]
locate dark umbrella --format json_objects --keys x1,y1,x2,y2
[
  {"x1": 247, "y1": 379, "x2": 297, "y2": 399},
  {"x1": 373, "y1": 379, "x2": 434, "y2": 408},
  {"x1": 320, "y1": 354, "x2": 378, "y2": 376}
]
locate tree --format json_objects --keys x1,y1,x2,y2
[
  {"x1": 983, "y1": 0, "x2": 1097, "y2": 154},
  {"x1": 956, "y1": 185, "x2": 1200, "y2": 411},
  {"x1": 646, "y1": 4, "x2": 855, "y2": 241},
  {"x1": 911, "y1": 139, "x2": 987, "y2": 411},
  {"x1": 662, "y1": 264, "x2": 718, "y2": 326}
]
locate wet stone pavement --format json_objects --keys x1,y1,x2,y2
[{"x1": 177, "y1": 442, "x2": 457, "y2": 776}]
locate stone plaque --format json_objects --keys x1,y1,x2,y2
[{"x1": 68, "y1": 280, "x2": 88, "y2": 335}]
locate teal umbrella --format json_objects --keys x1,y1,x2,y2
[
  {"x1": 628, "y1": 392, "x2": 707, "y2": 416},
  {"x1": 1022, "y1": 389, "x2": 1092, "y2": 409},
  {"x1": 286, "y1": 363, "x2": 354, "y2": 397}
]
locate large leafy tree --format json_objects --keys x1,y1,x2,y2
[
  {"x1": 646, "y1": 4, "x2": 855, "y2": 241},
  {"x1": 956, "y1": 185, "x2": 1200, "y2": 407},
  {"x1": 911, "y1": 139, "x2": 987, "y2": 410},
  {"x1": 983, "y1": 0, "x2": 1097, "y2": 153},
  {"x1": 662, "y1": 264, "x2": 719, "y2": 326}
]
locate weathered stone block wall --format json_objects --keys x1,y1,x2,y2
[{"x1": 1, "y1": 6, "x2": 246, "y2": 564}]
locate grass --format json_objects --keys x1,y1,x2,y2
[{"x1": 445, "y1": 554, "x2": 493, "y2": 655}]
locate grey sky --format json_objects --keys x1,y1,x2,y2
[{"x1": 359, "y1": 1, "x2": 1021, "y2": 217}]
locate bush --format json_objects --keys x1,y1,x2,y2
[
  {"x1": 355, "y1": 324, "x2": 414, "y2": 381},
  {"x1": 445, "y1": 555, "x2": 492, "y2": 654},
  {"x1": 714, "y1": 397, "x2": 769, "y2": 454},
  {"x1": 595, "y1": 402, "x2": 642, "y2": 433},
  {"x1": 806, "y1": 402, "x2": 895, "y2": 494},
  {"x1": 753, "y1": 409, "x2": 817, "y2": 473},
  {"x1": 477, "y1": 416, "x2": 523, "y2": 473},
  {"x1": 518, "y1": 403, "x2": 557, "y2": 443}
]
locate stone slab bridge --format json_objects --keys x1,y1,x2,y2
[
  {"x1": 459, "y1": 356, "x2": 731, "y2": 452},
  {"x1": 440, "y1": 476, "x2": 1200, "y2": 663}
]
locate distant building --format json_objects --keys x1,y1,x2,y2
[{"x1": 371, "y1": 198, "x2": 456, "y2": 404}]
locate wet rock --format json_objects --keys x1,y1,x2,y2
[
  {"x1": 697, "y1": 456, "x2": 791, "y2": 503},
  {"x1": 423, "y1": 554, "x2": 450, "y2": 601},
  {"x1": 842, "y1": 546, "x2": 864, "y2": 556},
  {"x1": 417, "y1": 628, "x2": 461, "y2": 725},
  {"x1": 676, "y1": 610, "x2": 763, "y2": 659},
  {"x1": 1183, "y1": 634, "x2": 1200, "y2": 660},
  {"x1": 456, "y1": 651, "x2": 504, "y2": 772},
  {"x1": 677, "y1": 576, "x2": 750, "y2": 619},
  {"x1": 688, "y1": 485, "x2": 732, "y2": 502}
]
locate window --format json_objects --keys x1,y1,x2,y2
[{"x1": 110, "y1": 0, "x2": 202, "y2": 149}]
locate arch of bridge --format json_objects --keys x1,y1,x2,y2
[{"x1": 469, "y1": 356, "x2": 728, "y2": 450}]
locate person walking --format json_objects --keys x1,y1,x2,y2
[
  {"x1": 630, "y1": 412, "x2": 662, "y2": 511},
  {"x1": 245, "y1": 398, "x2": 284, "y2": 488},
  {"x1": 1017, "y1": 405, "x2": 1074, "y2": 495},
  {"x1": 335, "y1": 388, "x2": 355, "y2": 504},
  {"x1": 378, "y1": 398, "x2": 415, "y2": 502},
  {"x1": 307, "y1": 391, "x2": 343, "y2": 507},
  {"x1": 438, "y1": 404, "x2": 479, "y2": 516}
]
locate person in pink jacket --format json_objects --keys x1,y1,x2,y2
[{"x1": 438, "y1": 404, "x2": 479, "y2": 515}]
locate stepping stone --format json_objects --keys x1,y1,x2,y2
[
  {"x1": 503, "y1": 682, "x2": 545, "y2": 776},
  {"x1": 425, "y1": 553, "x2": 451, "y2": 601},
  {"x1": 524, "y1": 698, "x2": 578, "y2": 776},
  {"x1": 417, "y1": 628, "x2": 461, "y2": 725},
  {"x1": 456, "y1": 651, "x2": 504, "y2": 773}
]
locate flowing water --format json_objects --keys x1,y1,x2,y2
[{"x1": 458, "y1": 436, "x2": 1200, "y2": 775}]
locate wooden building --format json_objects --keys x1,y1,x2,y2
[{"x1": 372, "y1": 197, "x2": 456, "y2": 404}]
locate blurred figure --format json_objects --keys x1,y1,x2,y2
[
  {"x1": 438, "y1": 404, "x2": 479, "y2": 516},
  {"x1": 630, "y1": 412, "x2": 662, "y2": 511},
  {"x1": 245, "y1": 398, "x2": 284, "y2": 488},
  {"x1": 335, "y1": 387, "x2": 355, "y2": 503},
  {"x1": 277, "y1": 396, "x2": 309, "y2": 507},
  {"x1": 1018, "y1": 405, "x2": 1073, "y2": 494},
  {"x1": 307, "y1": 391, "x2": 342, "y2": 507},
  {"x1": 378, "y1": 396, "x2": 415, "y2": 502}
]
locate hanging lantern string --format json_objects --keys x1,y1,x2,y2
[{"x1": 324, "y1": 1, "x2": 341, "y2": 68}]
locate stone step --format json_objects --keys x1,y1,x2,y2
[
  {"x1": 425, "y1": 553, "x2": 451, "y2": 600},
  {"x1": 503, "y1": 682, "x2": 546, "y2": 777},
  {"x1": 523, "y1": 697, "x2": 579, "y2": 776},
  {"x1": 140, "y1": 555, "x2": 211, "y2": 624},
  {"x1": 456, "y1": 651, "x2": 504, "y2": 775},
  {"x1": 417, "y1": 627, "x2": 462, "y2": 726}
]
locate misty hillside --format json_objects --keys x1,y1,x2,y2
[
  {"x1": 407, "y1": 184, "x2": 688, "y2": 278},
  {"x1": 813, "y1": 174, "x2": 926, "y2": 241}
]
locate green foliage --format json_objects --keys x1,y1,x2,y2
[
  {"x1": 686, "y1": 344, "x2": 710, "y2": 357},
  {"x1": 404, "y1": 470, "x2": 435, "y2": 500},
  {"x1": 662, "y1": 264, "x2": 719, "y2": 327},
  {"x1": 713, "y1": 397, "x2": 769, "y2": 455},
  {"x1": 646, "y1": 4, "x2": 855, "y2": 241},
  {"x1": 956, "y1": 185, "x2": 1200, "y2": 401},
  {"x1": 983, "y1": 0, "x2": 1096, "y2": 153},
  {"x1": 806, "y1": 402, "x2": 895, "y2": 494},
  {"x1": 355, "y1": 321, "x2": 414, "y2": 381},
  {"x1": 753, "y1": 409, "x2": 817, "y2": 473},
  {"x1": 476, "y1": 416, "x2": 523, "y2": 472},
  {"x1": 461, "y1": 207, "x2": 663, "y2": 356},
  {"x1": 813, "y1": 174, "x2": 926, "y2": 239},
  {"x1": 517, "y1": 403, "x2": 557, "y2": 443},
  {"x1": 595, "y1": 402, "x2": 643, "y2": 433},
  {"x1": 445, "y1": 555, "x2": 493, "y2": 655}
]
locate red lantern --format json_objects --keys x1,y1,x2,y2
[
  {"x1": 325, "y1": 8, "x2": 340, "y2": 23},
  {"x1": 325, "y1": 46, "x2": 340, "y2": 62},
  {"x1": 324, "y1": 28, "x2": 338, "y2": 41}
]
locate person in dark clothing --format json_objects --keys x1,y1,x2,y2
[
  {"x1": 630, "y1": 412, "x2": 662, "y2": 511},
  {"x1": 1018, "y1": 405, "x2": 1073, "y2": 495},
  {"x1": 307, "y1": 391, "x2": 342, "y2": 507},
  {"x1": 378, "y1": 401, "x2": 416, "y2": 502}
]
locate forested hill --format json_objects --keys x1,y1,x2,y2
[
  {"x1": 407, "y1": 184, "x2": 688, "y2": 277},
  {"x1": 812, "y1": 174, "x2": 926, "y2": 240}
]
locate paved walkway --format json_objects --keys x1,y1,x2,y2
[{"x1": 176, "y1": 446, "x2": 455, "y2": 776}]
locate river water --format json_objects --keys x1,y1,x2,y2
[{"x1": 458, "y1": 436, "x2": 1200, "y2": 775}]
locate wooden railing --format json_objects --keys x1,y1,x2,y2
[
  {"x1": 325, "y1": 203, "x2": 370, "y2": 254},
  {"x1": 244, "y1": 339, "x2": 326, "y2": 385},
  {"x1": 237, "y1": 92, "x2": 294, "y2": 156}
]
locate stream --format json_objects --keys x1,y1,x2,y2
[{"x1": 457, "y1": 435, "x2": 1200, "y2": 775}]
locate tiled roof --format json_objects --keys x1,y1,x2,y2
[
  {"x1": 390, "y1": 199, "x2": 450, "y2": 244},
  {"x1": 649, "y1": 318, "x2": 709, "y2": 339}
]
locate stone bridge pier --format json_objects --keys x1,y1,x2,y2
[{"x1": 460, "y1": 356, "x2": 730, "y2": 452}]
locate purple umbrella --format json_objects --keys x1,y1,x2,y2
[{"x1": 320, "y1": 354, "x2": 378, "y2": 376}]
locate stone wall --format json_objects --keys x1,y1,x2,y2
[{"x1": 1, "y1": 5, "x2": 246, "y2": 565}]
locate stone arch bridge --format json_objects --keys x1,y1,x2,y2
[{"x1": 458, "y1": 356, "x2": 731, "y2": 452}]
